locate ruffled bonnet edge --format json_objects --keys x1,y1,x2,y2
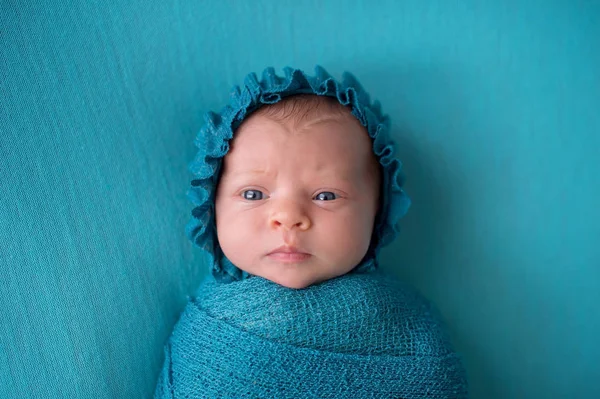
[{"x1": 185, "y1": 65, "x2": 411, "y2": 283}]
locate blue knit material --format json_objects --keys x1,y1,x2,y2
[
  {"x1": 156, "y1": 66, "x2": 468, "y2": 398},
  {"x1": 155, "y1": 272, "x2": 468, "y2": 398}
]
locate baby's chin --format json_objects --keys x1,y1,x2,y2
[
  {"x1": 253, "y1": 266, "x2": 351, "y2": 290},
  {"x1": 248, "y1": 269, "x2": 317, "y2": 290},
  {"x1": 232, "y1": 256, "x2": 360, "y2": 289}
]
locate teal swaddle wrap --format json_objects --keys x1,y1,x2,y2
[{"x1": 155, "y1": 66, "x2": 468, "y2": 398}]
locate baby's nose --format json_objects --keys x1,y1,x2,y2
[{"x1": 269, "y1": 201, "x2": 311, "y2": 231}]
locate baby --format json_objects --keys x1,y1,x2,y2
[
  {"x1": 214, "y1": 94, "x2": 382, "y2": 289},
  {"x1": 156, "y1": 66, "x2": 468, "y2": 399}
]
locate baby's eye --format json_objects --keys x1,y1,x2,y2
[
  {"x1": 241, "y1": 190, "x2": 265, "y2": 200},
  {"x1": 314, "y1": 191, "x2": 337, "y2": 201}
]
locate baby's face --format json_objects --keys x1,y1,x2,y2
[{"x1": 215, "y1": 112, "x2": 379, "y2": 289}]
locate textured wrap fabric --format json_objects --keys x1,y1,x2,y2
[
  {"x1": 155, "y1": 271, "x2": 468, "y2": 398},
  {"x1": 185, "y1": 66, "x2": 411, "y2": 282}
]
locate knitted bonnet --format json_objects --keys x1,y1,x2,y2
[{"x1": 185, "y1": 66, "x2": 411, "y2": 282}]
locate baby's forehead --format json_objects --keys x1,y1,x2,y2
[
  {"x1": 236, "y1": 95, "x2": 370, "y2": 147},
  {"x1": 223, "y1": 121, "x2": 374, "y2": 183},
  {"x1": 223, "y1": 94, "x2": 378, "y2": 175},
  {"x1": 232, "y1": 112, "x2": 371, "y2": 158},
  {"x1": 240, "y1": 110, "x2": 362, "y2": 137}
]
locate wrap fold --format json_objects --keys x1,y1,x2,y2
[{"x1": 155, "y1": 272, "x2": 468, "y2": 398}]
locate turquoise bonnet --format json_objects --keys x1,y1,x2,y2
[{"x1": 185, "y1": 66, "x2": 411, "y2": 283}]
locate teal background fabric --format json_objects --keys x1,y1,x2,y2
[{"x1": 1, "y1": 1, "x2": 598, "y2": 398}]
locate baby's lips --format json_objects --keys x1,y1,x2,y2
[
  {"x1": 267, "y1": 252, "x2": 312, "y2": 262},
  {"x1": 267, "y1": 245, "x2": 310, "y2": 256}
]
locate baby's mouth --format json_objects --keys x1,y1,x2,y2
[
  {"x1": 266, "y1": 245, "x2": 312, "y2": 263},
  {"x1": 267, "y1": 252, "x2": 312, "y2": 263}
]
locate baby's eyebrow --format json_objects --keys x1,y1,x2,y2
[
  {"x1": 227, "y1": 168, "x2": 359, "y2": 186},
  {"x1": 230, "y1": 169, "x2": 270, "y2": 178},
  {"x1": 222, "y1": 169, "x2": 273, "y2": 184}
]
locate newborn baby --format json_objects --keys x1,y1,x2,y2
[
  {"x1": 215, "y1": 93, "x2": 381, "y2": 289},
  {"x1": 155, "y1": 66, "x2": 468, "y2": 398}
]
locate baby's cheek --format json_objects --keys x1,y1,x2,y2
[
  {"x1": 216, "y1": 209, "x2": 244, "y2": 249},
  {"x1": 322, "y1": 211, "x2": 372, "y2": 257},
  {"x1": 231, "y1": 212, "x2": 265, "y2": 248}
]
